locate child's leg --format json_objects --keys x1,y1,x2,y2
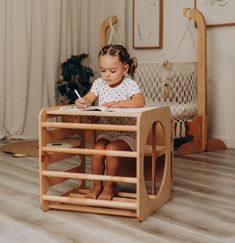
[
  {"x1": 98, "y1": 139, "x2": 131, "y2": 200},
  {"x1": 85, "y1": 138, "x2": 110, "y2": 199}
]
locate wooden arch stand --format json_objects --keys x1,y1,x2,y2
[
  {"x1": 99, "y1": 15, "x2": 118, "y2": 48},
  {"x1": 173, "y1": 8, "x2": 226, "y2": 155},
  {"x1": 99, "y1": 11, "x2": 226, "y2": 156}
]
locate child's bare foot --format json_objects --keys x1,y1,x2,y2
[
  {"x1": 85, "y1": 186, "x2": 102, "y2": 199},
  {"x1": 98, "y1": 186, "x2": 115, "y2": 200}
]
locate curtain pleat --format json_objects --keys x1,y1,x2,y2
[{"x1": 0, "y1": 0, "x2": 126, "y2": 139}]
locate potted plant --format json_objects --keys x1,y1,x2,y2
[{"x1": 56, "y1": 53, "x2": 94, "y2": 105}]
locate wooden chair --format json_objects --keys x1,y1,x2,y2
[{"x1": 39, "y1": 106, "x2": 172, "y2": 221}]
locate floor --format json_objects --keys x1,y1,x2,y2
[{"x1": 0, "y1": 142, "x2": 234, "y2": 243}]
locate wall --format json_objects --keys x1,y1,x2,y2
[
  {"x1": 85, "y1": 0, "x2": 126, "y2": 76},
  {"x1": 126, "y1": 0, "x2": 235, "y2": 148},
  {"x1": 207, "y1": 27, "x2": 235, "y2": 148}
]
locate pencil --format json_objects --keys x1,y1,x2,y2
[{"x1": 74, "y1": 89, "x2": 86, "y2": 107}]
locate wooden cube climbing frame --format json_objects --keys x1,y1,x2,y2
[{"x1": 39, "y1": 106, "x2": 173, "y2": 221}]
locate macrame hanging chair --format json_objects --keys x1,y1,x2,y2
[
  {"x1": 99, "y1": 8, "x2": 226, "y2": 155},
  {"x1": 135, "y1": 10, "x2": 198, "y2": 139}
]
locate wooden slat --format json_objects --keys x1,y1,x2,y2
[
  {"x1": 59, "y1": 186, "x2": 81, "y2": 197},
  {"x1": 183, "y1": 8, "x2": 207, "y2": 152},
  {"x1": 1, "y1": 143, "x2": 234, "y2": 240},
  {"x1": 78, "y1": 188, "x2": 137, "y2": 199},
  {"x1": 100, "y1": 16, "x2": 118, "y2": 48},
  {"x1": 69, "y1": 192, "x2": 136, "y2": 203},
  {"x1": 115, "y1": 192, "x2": 137, "y2": 199},
  {"x1": 41, "y1": 122, "x2": 137, "y2": 132},
  {"x1": 152, "y1": 122, "x2": 157, "y2": 195},
  {"x1": 42, "y1": 146, "x2": 138, "y2": 158},
  {"x1": 46, "y1": 166, "x2": 81, "y2": 187},
  {"x1": 43, "y1": 195, "x2": 137, "y2": 210},
  {"x1": 42, "y1": 170, "x2": 137, "y2": 184},
  {"x1": 48, "y1": 203, "x2": 137, "y2": 217},
  {"x1": 40, "y1": 128, "x2": 82, "y2": 143},
  {"x1": 42, "y1": 152, "x2": 79, "y2": 164},
  {"x1": 46, "y1": 109, "x2": 140, "y2": 117},
  {"x1": 144, "y1": 145, "x2": 165, "y2": 157}
]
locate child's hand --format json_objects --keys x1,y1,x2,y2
[
  {"x1": 75, "y1": 98, "x2": 87, "y2": 108},
  {"x1": 103, "y1": 101, "x2": 122, "y2": 108}
]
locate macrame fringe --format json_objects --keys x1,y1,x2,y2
[{"x1": 134, "y1": 62, "x2": 197, "y2": 138}]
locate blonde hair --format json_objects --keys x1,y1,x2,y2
[{"x1": 99, "y1": 44, "x2": 138, "y2": 78}]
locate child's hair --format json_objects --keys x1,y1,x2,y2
[{"x1": 99, "y1": 44, "x2": 138, "y2": 78}]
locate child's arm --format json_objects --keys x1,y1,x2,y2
[
  {"x1": 75, "y1": 91, "x2": 96, "y2": 108},
  {"x1": 103, "y1": 93, "x2": 145, "y2": 108}
]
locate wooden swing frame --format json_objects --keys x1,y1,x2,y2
[
  {"x1": 177, "y1": 8, "x2": 226, "y2": 155},
  {"x1": 100, "y1": 9, "x2": 225, "y2": 156}
]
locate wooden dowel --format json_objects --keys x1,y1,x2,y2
[
  {"x1": 42, "y1": 128, "x2": 82, "y2": 143},
  {"x1": 59, "y1": 186, "x2": 81, "y2": 197},
  {"x1": 151, "y1": 123, "x2": 157, "y2": 195},
  {"x1": 116, "y1": 191, "x2": 137, "y2": 199},
  {"x1": 69, "y1": 192, "x2": 136, "y2": 203},
  {"x1": 43, "y1": 152, "x2": 80, "y2": 164},
  {"x1": 43, "y1": 195, "x2": 137, "y2": 210},
  {"x1": 42, "y1": 122, "x2": 137, "y2": 132},
  {"x1": 46, "y1": 109, "x2": 140, "y2": 118},
  {"x1": 42, "y1": 170, "x2": 137, "y2": 184},
  {"x1": 42, "y1": 146, "x2": 138, "y2": 158},
  {"x1": 48, "y1": 203, "x2": 137, "y2": 217},
  {"x1": 46, "y1": 166, "x2": 81, "y2": 187},
  {"x1": 144, "y1": 145, "x2": 165, "y2": 157},
  {"x1": 78, "y1": 189, "x2": 137, "y2": 199}
]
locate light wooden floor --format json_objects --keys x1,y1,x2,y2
[{"x1": 0, "y1": 143, "x2": 234, "y2": 243}]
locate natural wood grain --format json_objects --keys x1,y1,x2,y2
[{"x1": 39, "y1": 106, "x2": 172, "y2": 221}]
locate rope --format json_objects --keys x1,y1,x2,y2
[
  {"x1": 172, "y1": 19, "x2": 197, "y2": 62},
  {"x1": 107, "y1": 17, "x2": 123, "y2": 45},
  {"x1": 134, "y1": 62, "x2": 197, "y2": 138}
]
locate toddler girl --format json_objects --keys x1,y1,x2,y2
[{"x1": 75, "y1": 44, "x2": 145, "y2": 200}]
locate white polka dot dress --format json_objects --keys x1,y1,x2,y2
[{"x1": 90, "y1": 77, "x2": 142, "y2": 151}]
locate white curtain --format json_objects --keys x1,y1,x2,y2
[{"x1": 0, "y1": 0, "x2": 126, "y2": 140}]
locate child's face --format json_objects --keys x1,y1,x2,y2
[{"x1": 99, "y1": 55, "x2": 128, "y2": 86}]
